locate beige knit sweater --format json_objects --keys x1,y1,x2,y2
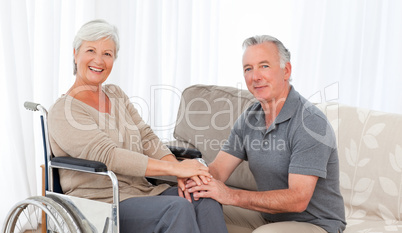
[{"x1": 48, "y1": 84, "x2": 171, "y2": 203}]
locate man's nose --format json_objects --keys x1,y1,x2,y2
[{"x1": 252, "y1": 69, "x2": 262, "y2": 81}]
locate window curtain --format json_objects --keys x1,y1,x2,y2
[{"x1": 1, "y1": 0, "x2": 402, "y2": 226}]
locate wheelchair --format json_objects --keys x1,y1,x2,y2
[{"x1": 2, "y1": 101, "x2": 201, "y2": 233}]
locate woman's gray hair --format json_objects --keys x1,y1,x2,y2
[
  {"x1": 72, "y1": 19, "x2": 120, "y2": 75},
  {"x1": 242, "y1": 35, "x2": 291, "y2": 68}
]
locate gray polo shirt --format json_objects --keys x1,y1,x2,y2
[{"x1": 222, "y1": 86, "x2": 346, "y2": 233}]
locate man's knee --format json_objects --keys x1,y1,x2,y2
[{"x1": 252, "y1": 221, "x2": 327, "y2": 233}]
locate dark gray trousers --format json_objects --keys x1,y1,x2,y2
[{"x1": 119, "y1": 187, "x2": 228, "y2": 233}]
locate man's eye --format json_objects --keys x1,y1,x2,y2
[
  {"x1": 244, "y1": 68, "x2": 251, "y2": 72},
  {"x1": 262, "y1": 65, "x2": 269, "y2": 68}
]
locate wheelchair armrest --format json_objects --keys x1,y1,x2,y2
[
  {"x1": 167, "y1": 145, "x2": 202, "y2": 159},
  {"x1": 51, "y1": 156, "x2": 108, "y2": 173}
]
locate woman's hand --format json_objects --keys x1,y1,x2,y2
[
  {"x1": 177, "y1": 178, "x2": 193, "y2": 202},
  {"x1": 147, "y1": 155, "x2": 212, "y2": 202},
  {"x1": 173, "y1": 159, "x2": 211, "y2": 185},
  {"x1": 175, "y1": 160, "x2": 211, "y2": 202}
]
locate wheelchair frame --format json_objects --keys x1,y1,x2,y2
[
  {"x1": 2, "y1": 102, "x2": 120, "y2": 233},
  {"x1": 2, "y1": 101, "x2": 202, "y2": 233}
]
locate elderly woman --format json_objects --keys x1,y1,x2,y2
[{"x1": 48, "y1": 19, "x2": 227, "y2": 233}]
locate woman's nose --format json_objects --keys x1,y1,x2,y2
[{"x1": 93, "y1": 53, "x2": 104, "y2": 65}]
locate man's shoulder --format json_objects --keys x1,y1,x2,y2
[
  {"x1": 298, "y1": 96, "x2": 328, "y2": 122},
  {"x1": 288, "y1": 87, "x2": 328, "y2": 122},
  {"x1": 291, "y1": 94, "x2": 337, "y2": 148}
]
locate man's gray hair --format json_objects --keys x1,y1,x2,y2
[
  {"x1": 242, "y1": 35, "x2": 291, "y2": 68},
  {"x1": 72, "y1": 19, "x2": 120, "y2": 75}
]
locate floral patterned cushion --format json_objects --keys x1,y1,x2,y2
[{"x1": 317, "y1": 102, "x2": 402, "y2": 232}]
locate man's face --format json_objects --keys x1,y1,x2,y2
[{"x1": 242, "y1": 42, "x2": 291, "y2": 105}]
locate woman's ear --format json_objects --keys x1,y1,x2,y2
[{"x1": 73, "y1": 49, "x2": 77, "y2": 63}]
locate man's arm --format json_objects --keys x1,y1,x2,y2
[
  {"x1": 189, "y1": 151, "x2": 319, "y2": 214},
  {"x1": 191, "y1": 172, "x2": 318, "y2": 214},
  {"x1": 209, "y1": 150, "x2": 243, "y2": 182}
]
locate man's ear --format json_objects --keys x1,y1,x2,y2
[{"x1": 284, "y1": 62, "x2": 292, "y2": 81}]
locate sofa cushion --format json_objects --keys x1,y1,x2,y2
[
  {"x1": 343, "y1": 219, "x2": 402, "y2": 232},
  {"x1": 317, "y1": 102, "x2": 402, "y2": 230},
  {"x1": 223, "y1": 205, "x2": 265, "y2": 233},
  {"x1": 173, "y1": 84, "x2": 258, "y2": 190}
]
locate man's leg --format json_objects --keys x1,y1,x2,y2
[
  {"x1": 161, "y1": 187, "x2": 228, "y2": 233},
  {"x1": 119, "y1": 193, "x2": 200, "y2": 233},
  {"x1": 252, "y1": 221, "x2": 327, "y2": 233}
]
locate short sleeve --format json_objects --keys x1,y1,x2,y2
[{"x1": 288, "y1": 113, "x2": 337, "y2": 178}]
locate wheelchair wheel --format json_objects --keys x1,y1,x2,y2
[{"x1": 2, "y1": 196, "x2": 81, "y2": 233}]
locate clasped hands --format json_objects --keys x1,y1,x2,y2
[{"x1": 176, "y1": 160, "x2": 231, "y2": 204}]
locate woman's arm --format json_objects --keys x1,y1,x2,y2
[{"x1": 146, "y1": 155, "x2": 210, "y2": 179}]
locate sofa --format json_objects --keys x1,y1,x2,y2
[{"x1": 166, "y1": 84, "x2": 402, "y2": 233}]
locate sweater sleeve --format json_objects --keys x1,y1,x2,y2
[
  {"x1": 108, "y1": 84, "x2": 172, "y2": 160},
  {"x1": 48, "y1": 95, "x2": 150, "y2": 177}
]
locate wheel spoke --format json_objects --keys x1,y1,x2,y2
[{"x1": 2, "y1": 196, "x2": 82, "y2": 233}]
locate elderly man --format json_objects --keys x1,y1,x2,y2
[{"x1": 187, "y1": 35, "x2": 346, "y2": 233}]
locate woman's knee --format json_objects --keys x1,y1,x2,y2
[
  {"x1": 167, "y1": 196, "x2": 195, "y2": 214},
  {"x1": 195, "y1": 197, "x2": 222, "y2": 211}
]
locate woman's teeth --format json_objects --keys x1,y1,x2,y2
[{"x1": 89, "y1": 67, "x2": 103, "y2": 72}]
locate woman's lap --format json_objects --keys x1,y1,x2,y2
[{"x1": 119, "y1": 187, "x2": 228, "y2": 233}]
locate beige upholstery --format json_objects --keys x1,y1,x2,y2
[
  {"x1": 318, "y1": 103, "x2": 402, "y2": 232},
  {"x1": 173, "y1": 85, "x2": 258, "y2": 191},
  {"x1": 171, "y1": 84, "x2": 402, "y2": 232}
]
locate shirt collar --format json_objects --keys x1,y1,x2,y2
[
  {"x1": 253, "y1": 85, "x2": 300, "y2": 129},
  {"x1": 275, "y1": 85, "x2": 300, "y2": 124}
]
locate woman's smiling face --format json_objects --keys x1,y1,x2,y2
[{"x1": 74, "y1": 38, "x2": 116, "y2": 86}]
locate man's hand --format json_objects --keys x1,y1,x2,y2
[
  {"x1": 186, "y1": 177, "x2": 234, "y2": 205},
  {"x1": 159, "y1": 154, "x2": 212, "y2": 202}
]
